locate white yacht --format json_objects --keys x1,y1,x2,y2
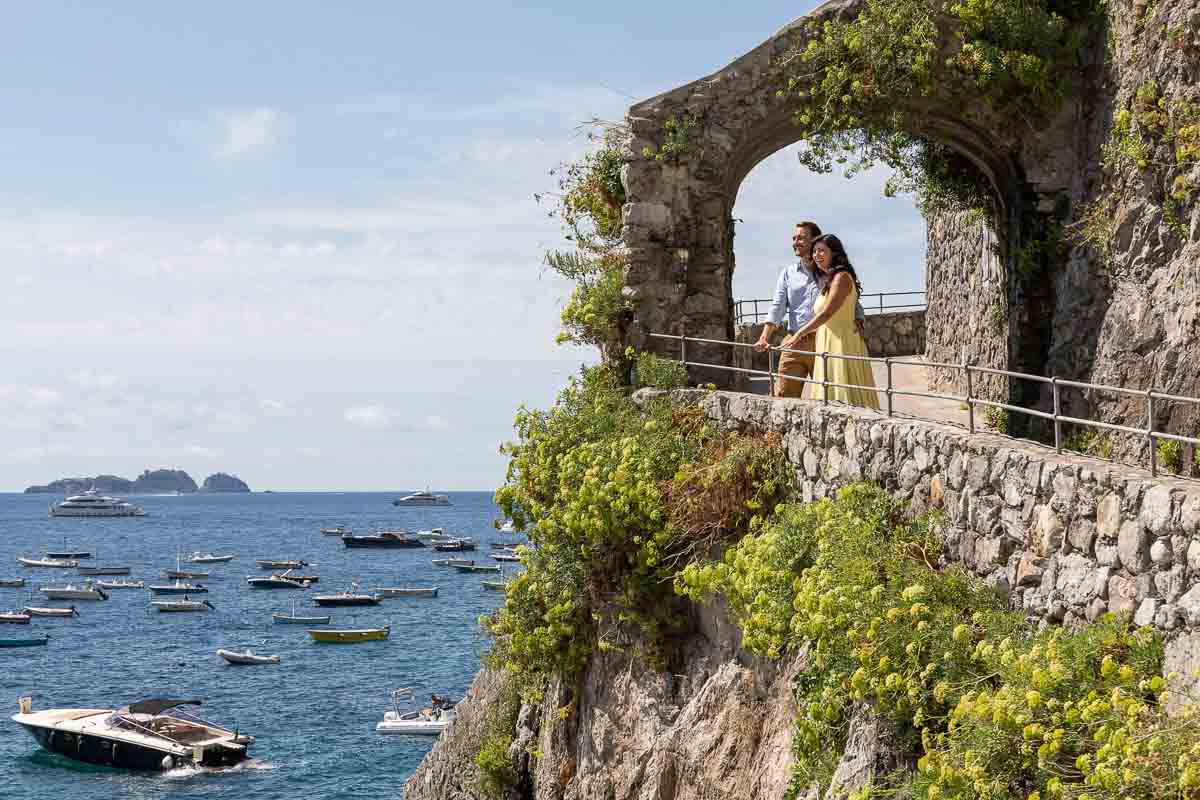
[
  {"x1": 392, "y1": 488, "x2": 450, "y2": 507},
  {"x1": 49, "y1": 489, "x2": 146, "y2": 518}
]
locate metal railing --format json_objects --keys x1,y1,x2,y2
[
  {"x1": 735, "y1": 291, "x2": 926, "y2": 326},
  {"x1": 649, "y1": 332, "x2": 1200, "y2": 478}
]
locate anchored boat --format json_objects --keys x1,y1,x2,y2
[
  {"x1": 12, "y1": 696, "x2": 253, "y2": 770},
  {"x1": 247, "y1": 572, "x2": 311, "y2": 589},
  {"x1": 341, "y1": 531, "x2": 425, "y2": 549},
  {"x1": 188, "y1": 552, "x2": 236, "y2": 564},
  {"x1": 151, "y1": 598, "x2": 214, "y2": 613},
  {"x1": 312, "y1": 586, "x2": 380, "y2": 607},
  {"x1": 374, "y1": 586, "x2": 438, "y2": 598},
  {"x1": 217, "y1": 648, "x2": 280, "y2": 665},
  {"x1": 96, "y1": 579, "x2": 144, "y2": 590},
  {"x1": 149, "y1": 580, "x2": 207, "y2": 595},
  {"x1": 0, "y1": 635, "x2": 49, "y2": 648},
  {"x1": 0, "y1": 579, "x2": 26, "y2": 588},
  {"x1": 256, "y1": 559, "x2": 308, "y2": 570},
  {"x1": 23, "y1": 606, "x2": 78, "y2": 618},
  {"x1": 307, "y1": 625, "x2": 389, "y2": 643},
  {"x1": 272, "y1": 599, "x2": 330, "y2": 625},
  {"x1": 78, "y1": 566, "x2": 132, "y2": 576},
  {"x1": 433, "y1": 538, "x2": 476, "y2": 552},
  {"x1": 39, "y1": 582, "x2": 108, "y2": 601},
  {"x1": 376, "y1": 688, "x2": 456, "y2": 735},
  {"x1": 17, "y1": 556, "x2": 78, "y2": 569},
  {"x1": 452, "y1": 564, "x2": 502, "y2": 574},
  {"x1": 0, "y1": 611, "x2": 32, "y2": 624},
  {"x1": 431, "y1": 558, "x2": 473, "y2": 567}
]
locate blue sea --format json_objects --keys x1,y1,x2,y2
[{"x1": 0, "y1": 491, "x2": 509, "y2": 798}]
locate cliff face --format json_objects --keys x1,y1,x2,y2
[
  {"x1": 200, "y1": 472, "x2": 250, "y2": 493},
  {"x1": 130, "y1": 469, "x2": 198, "y2": 494},
  {"x1": 406, "y1": 600, "x2": 814, "y2": 800},
  {"x1": 24, "y1": 475, "x2": 133, "y2": 494}
]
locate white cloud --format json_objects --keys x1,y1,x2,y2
[
  {"x1": 425, "y1": 415, "x2": 452, "y2": 432},
  {"x1": 214, "y1": 108, "x2": 279, "y2": 160},
  {"x1": 185, "y1": 445, "x2": 217, "y2": 458},
  {"x1": 0, "y1": 385, "x2": 63, "y2": 410},
  {"x1": 68, "y1": 370, "x2": 120, "y2": 390},
  {"x1": 344, "y1": 405, "x2": 391, "y2": 429},
  {"x1": 8, "y1": 444, "x2": 69, "y2": 461},
  {"x1": 261, "y1": 398, "x2": 286, "y2": 412}
]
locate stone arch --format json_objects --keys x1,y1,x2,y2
[{"x1": 620, "y1": 0, "x2": 1074, "y2": 388}]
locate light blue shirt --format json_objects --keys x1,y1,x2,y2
[{"x1": 765, "y1": 261, "x2": 866, "y2": 332}]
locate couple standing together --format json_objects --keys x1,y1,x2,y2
[{"x1": 752, "y1": 222, "x2": 880, "y2": 410}]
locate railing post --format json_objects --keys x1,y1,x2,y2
[
  {"x1": 821, "y1": 352, "x2": 829, "y2": 405},
  {"x1": 1147, "y1": 389, "x2": 1157, "y2": 476},
  {"x1": 1052, "y1": 376, "x2": 1061, "y2": 454},
  {"x1": 964, "y1": 363, "x2": 975, "y2": 434},
  {"x1": 885, "y1": 357, "x2": 894, "y2": 417},
  {"x1": 767, "y1": 347, "x2": 775, "y2": 396},
  {"x1": 680, "y1": 334, "x2": 688, "y2": 367},
  {"x1": 879, "y1": 294, "x2": 884, "y2": 313}
]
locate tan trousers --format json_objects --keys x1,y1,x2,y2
[{"x1": 774, "y1": 333, "x2": 815, "y2": 398}]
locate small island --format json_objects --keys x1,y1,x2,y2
[{"x1": 25, "y1": 469, "x2": 250, "y2": 494}]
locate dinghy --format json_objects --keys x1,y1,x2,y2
[
  {"x1": 306, "y1": 625, "x2": 389, "y2": 643},
  {"x1": 0, "y1": 611, "x2": 32, "y2": 624},
  {"x1": 77, "y1": 566, "x2": 131, "y2": 576},
  {"x1": 39, "y1": 582, "x2": 108, "y2": 601},
  {"x1": 431, "y1": 558, "x2": 473, "y2": 567},
  {"x1": 256, "y1": 559, "x2": 308, "y2": 570},
  {"x1": 374, "y1": 586, "x2": 438, "y2": 598},
  {"x1": 188, "y1": 552, "x2": 236, "y2": 564},
  {"x1": 272, "y1": 599, "x2": 330, "y2": 625},
  {"x1": 151, "y1": 598, "x2": 214, "y2": 612},
  {"x1": 0, "y1": 634, "x2": 49, "y2": 647},
  {"x1": 217, "y1": 648, "x2": 281, "y2": 665},
  {"x1": 375, "y1": 688, "x2": 457, "y2": 735},
  {"x1": 23, "y1": 606, "x2": 78, "y2": 618},
  {"x1": 16, "y1": 556, "x2": 78, "y2": 569},
  {"x1": 0, "y1": 578, "x2": 26, "y2": 588},
  {"x1": 96, "y1": 579, "x2": 145, "y2": 589},
  {"x1": 452, "y1": 564, "x2": 502, "y2": 574}
]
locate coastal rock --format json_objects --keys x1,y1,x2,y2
[
  {"x1": 24, "y1": 475, "x2": 133, "y2": 494},
  {"x1": 131, "y1": 469, "x2": 198, "y2": 494},
  {"x1": 200, "y1": 473, "x2": 251, "y2": 493}
]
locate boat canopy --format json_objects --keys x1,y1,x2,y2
[{"x1": 116, "y1": 698, "x2": 203, "y2": 716}]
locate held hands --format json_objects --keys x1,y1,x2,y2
[{"x1": 752, "y1": 337, "x2": 770, "y2": 353}]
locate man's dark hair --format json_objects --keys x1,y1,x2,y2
[{"x1": 795, "y1": 221, "x2": 822, "y2": 237}]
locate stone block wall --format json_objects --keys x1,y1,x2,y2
[{"x1": 657, "y1": 389, "x2": 1200, "y2": 636}]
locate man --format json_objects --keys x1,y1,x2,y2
[{"x1": 752, "y1": 221, "x2": 866, "y2": 398}]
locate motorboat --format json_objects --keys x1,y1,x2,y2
[
  {"x1": 272, "y1": 599, "x2": 330, "y2": 625},
  {"x1": 374, "y1": 586, "x2": 438, "y2": 598},
  {"x1": 187, "y1": 552, "x2": 236, "y2": 564},
  {"x1": 78, "y1": 566, "x2": 131, "y2": 576},
  {"x1": 96, "y1": 579, "x2": 144, "y2": 590},
  {"x1": 151, "y1": 598, "x2": 214, "y2": 612},
  {"x1": 217, "y1": 648, "x2": 280, "y2": 665},
  {"x1": 256, "y1": 559, "x2": 308, "y2": 570},
  {"x1": 415, "y1": 528, "x2": 452, "y2": 541},
  {"x1": 376, "y1": 688, "x2": 456, "y2": 735},
  {"x1": 433, "y1": 538, "x2": 476, "y2": 552},
  {"x1": 490, "y1": 540, "x2": 523, "y2": 549},
  {"x1": 23, "y1": 606, "x2": 78, "y2": 618},
  {"x1": 17, "y1": 556, "x2": 78, "y2": 569},
  {"x1": 49, "y1": 488, "x2": 146, "y2": 517},
  {"x1": 481, "y1": 580, "x2": 508, "y2": 591},
  {"x1": 282, "y1": 573, "x2": 319, "y2": 584},
  {"x1": 312, "y1": 585, "x2": 380, "y2": 606},
  {"x1": 246, "y1": 572, "x2": 311, "y2": 589},
  {"x1": 164, "y1": 569, "x2": 210, "y2": 580},
  {"x1": 39, "y1": 582, "x2": 108, "y2": 601},
  {"x1": 307, "y1": 625, "x2": 389, "y2": 643},
  {"x1": 45, "y1": 548, "x2": 91, "y2": 560},
  {"x1": 499, "y1": 519, "x2": 516, "y2": 533},
  {"x1": 392, "y1": 489, "x2": 450, "y2": 506},
  {"x1": 12, "y1": 696, "x2": 253, "y2": 770},
  {"x1": 341, "y1": 531, "x2": 425, "y2": 549},
  {"x1": 320, "y1": 526, "x2": 351, "y2": 536},
  {"x1": 0, "y1": 635, "x2": 48, "y2": 647},
  {"x1": 0, "y1": 611, "x2": 31, "y2": 624},
  {"x1": 148, "y1": 581, "x2": 207, "y2": 595},
  {"x1": 452, "y1": 564, "x2": 502, "y2": 574},
  {"x1": 431, "y1": 558, "x2": 474, "y2": 568},
  {"x1": 491, "y1": 552, "x2": 521, "y2": 563},
  {"x1": 0, "y1": 578, "x2": 26, "y2": 588}
]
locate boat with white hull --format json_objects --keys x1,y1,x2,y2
[
  {"x1": 152, "y1": 598, "x2": 214, "y2": 612},
  {"x1": 392, "y1": 489, "x2": 451, "y2": 507},
  {"x1": 78, "y1": 566, "x2": 132, "y2": 576},
  {"x1": 17, "y1": 556, "x2": 78, "y2": 569},
  {"x1": 188, "y1": 552, "x2": 236, "y2": 564},
  {"x1": 49, "y1": 489, "x2": 146, "y2": 518},
  {"x1": 96, "y1": 579, "x2": 144, "y2": 590},
  {"x1": 149, "y1": 581, "x2": 207, "y2": 595},
  {"x1": 40, "y1": 582, "x2": 108, "y2": 601},
  {"x1": 24, "y1": 606, "x2": 78, "y2": 618},
  {"x1": 376, "y1": 688, "x2": 456, "y2": 735},
  {"x1": 12, "y1": 696, "x2": 253, "y2": 770},
  {"x1": 217, "y1": 648, "x2": 280, "y2": 665}
]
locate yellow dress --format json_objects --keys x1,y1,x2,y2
[{"x1": 809, "y1": 286, "x2": 880, "y2": 409}]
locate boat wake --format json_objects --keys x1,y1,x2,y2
[{"x1": 163, "y1": 758, "x2": 277, "y2": 778}]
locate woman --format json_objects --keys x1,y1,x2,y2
[{"x1": 788, "y1": 234, "x2": 880, "y2": 409}]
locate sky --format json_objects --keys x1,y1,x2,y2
[{"x1": 0, "y1": 1, "x2": 925, "y2": 492}]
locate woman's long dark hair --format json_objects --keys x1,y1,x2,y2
[{"x1": 812, "y1": 233, "x2": 864, "y2": 296}]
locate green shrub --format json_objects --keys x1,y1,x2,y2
[
  {"x1": 1159, "y1": 438, "x2": 1182, "y2": 473},
  {"x1": 633, "y1": 351, "x2": 689, "y2": 389},
  {"x1": 984, "y1": 406, "x2": 1009, "y2": 434},
  {"x1": 678, "y1": 484, "x2": 1199, "y2": 800},
  {"x1": 1064, "y1": 429, "x2": 1114, "y2": 459},
  {"x1": 473, "y1": 677, "x2": 522, "y2": 798}
]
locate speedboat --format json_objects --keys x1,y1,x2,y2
[
  {"x1": 0, "y1": 611, "x2": 31, "y2": 624},
  {"x1": 164, "y1": 569, "x2": 210, "y2": 580},
  {"x1": 312, "y1": 586, "x2": 380, "y2": 607},
  {"x1": 374, "y1": 586, "x2": 438, "y2": 598},
  {"x1": 499, "y1": 519, "x2": 516, "y2": 533},
  {"x1": 452, "y1": 564, "x2": 502, "y2": 574},
  {"x1": 376, "y1": 688, "x2": 456, "y2": 735},
  {"x1": 39, "y1": 582, "x2": 108, "y2": 601},
  {"x1": 45, "y1": 549, "x2": 91, "y2": 560},
  {"x1": 256, "y1": 559, "x2": 308, "y2": 570},
  {"x1": 23, "y1": 606, "x2": 78, "y2": 618},
  {"x1": 431, "y1": 558, "x2": 473, "y2": 568},
  {"x1": 415, "y1": 528, "x2": 452, "y2": 541},
  {"x1": 96, "y1": 579, "x2": 144, "y2": 590},
  {"x1": 246, "y1": 573, "x2": 311, "y2": 589},
  {"x1": 392, "y1": 489, "x2": 450, "y2": 506},
  {"x1": 491, "y1": 552, "x2": 521, "y2": 563},
  {"x1": 77, "y1": 566, "x2": 131, "y2": 576},
  {"x1": 433, "y1": 538, "x2": 476, "y2": 552},
  {"x1": 151, "y1": 598, "x2": 214, "y2": 612},
  {"x1": 217, "y1": 648, "x2": 280, "y2": 665},
  {"x1": 307, "y1": 625, "x2": 389, "y2": 643},
  {"x1": 481, "y1": 580, "x2": 508, "y2": 591},
  {"x1": 319, "y1": 526, "x2": 351, "y2": 536},
  {"x1": 341, "y1": 531, "x2": 425, "y2": 549},
  {"x1": 188, "y1": 552, "x2": 236, "y2": 564},
  {"x1": 0, "y1": 578, "x2": 26, "y2": 588},
  {"x1": 12, "y1": 696, "x2": 252, "y2": 770},
  {"x1": 0, "y1": 635, "x2": 49, "y2": 647},
  {"x1": 49, "y1": 488, "x2": 146, "y2": 517},
  {"x1": 149, "y1": 581, "x2": 207, "y2": 595},
  {"x1": 17, "y1": 556, "x2": 78, "y2": 569}
]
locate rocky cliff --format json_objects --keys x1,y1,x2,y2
[
  {"x1": 24, "y1": 475, "x2": 134, "y2": 495},
  {"x1": 200, "y1": 472, "x2": 251, "y2": 493},
  {"x1": 25, "y1": 468, "x2": 222, "y2": 494}
]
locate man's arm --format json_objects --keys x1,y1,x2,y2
[{"x1": 753, "y1": 269, "x2": 789, "y2": 352}]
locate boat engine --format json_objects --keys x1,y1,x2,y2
[{"x1": 161, "y1": 755, "x2": 174, "y2": 770}]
